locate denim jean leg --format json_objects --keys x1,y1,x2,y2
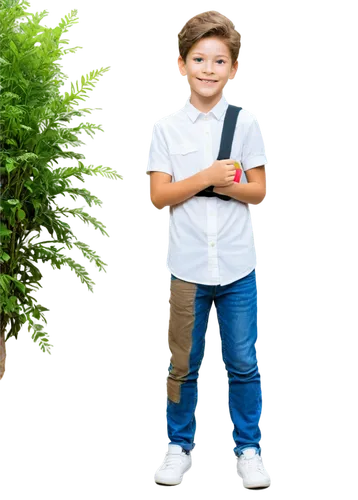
[
  {"x1": 166, "y1": 277, "x2": 214, "y2": 452},
  {"x1": 214, "y1": 269, "x2": 262, "y2": 457}
]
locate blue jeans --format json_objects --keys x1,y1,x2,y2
[{"x1": 166, "y1": 268, "x2": 262, "y2": 457}]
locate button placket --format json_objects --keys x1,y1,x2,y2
[
  {"x1": 207, "y1": 198, "x2": 218, "y2": 273},
  {"x1": 203, "y1": 116, "x2": 214, "y2": 168}
]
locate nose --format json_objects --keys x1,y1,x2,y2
[{"x1": 203, "y1": 61, "x2": 214, "y2": 73}]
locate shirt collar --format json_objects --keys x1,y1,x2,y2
[{"x1": 184, "y1": 93, "x2": 229, "y2": 123}]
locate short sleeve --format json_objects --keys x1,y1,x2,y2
[
  {"x1": 146, "y1": 123, "x2": 173, "y2": 176},
  {"x1": 241, "y1": 117, "x2": 267, "y2": 171}
]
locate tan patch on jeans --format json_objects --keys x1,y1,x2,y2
[{"x1": 167, "y1": 278, "x2": 197, "y2": 403}]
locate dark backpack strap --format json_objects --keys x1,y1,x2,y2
[
  {"x1": 195, "y1": 105, "x2": 242, "y2": 201},
  {"x1": 218, "y1": 105, "x2": 242, "y2": 160}
]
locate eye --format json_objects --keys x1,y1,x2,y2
[{"x1": 194, "y1": 57, "x2": 225, "y2": 66}]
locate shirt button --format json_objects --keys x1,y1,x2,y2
[{"x1": 210, "y1": 242, "x2": 215, "y2": 247}]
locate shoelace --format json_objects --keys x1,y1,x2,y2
[
  {"x1": 161, "y1": 453, "x2": 184, "y2": 470},
  {"x1": 242, "y1": 455, "x2": 265, "y2": 473}
]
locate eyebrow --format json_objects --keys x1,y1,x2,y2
[{"x1": 192, "y1": 52, "x2": 229, "y2": 58}]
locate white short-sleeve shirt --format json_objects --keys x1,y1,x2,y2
[{"x1": 146, "y1": 93, "x2": 267, "y2": 286}]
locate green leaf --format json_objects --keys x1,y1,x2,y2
[
  {"x1": 73, "y1": 120, "x2": 105, "y2": 140},
  {"x1": 66, "y1": 185, "x2": 104, "y2": 210},
  {"x1": 24, "y1": 181, "x2": 33, "y2": 192},
  {"x1": 9, "y1": 40, "x2": 19, "y2": 57},
  {"x1": 33, "y1": 199, "x2": 41, "y2": 209},
  {"x1": 20, "y1": 123, "x2": 34, "y2": 131},
  {"x1": 0, "y1": 223, "x2": 12, "y2": 237},
  {"x1": 64, "y1": 255, "x2": 98, "y2": 293},
  {"x1": 66, "y1": 240, "x2": 108, "y2": 274},
  {"x1": 25, "y1": 322, "x2": 56, "y2": 356},
  {"x1": 0, "y1": 275, "x2": 11, "y2": 292},
  {"x1": 17, "y1": 208, "x2": 26, "y2": 221},
  {"x1": 4, "y1": 295, "x2": 20, "y2": 314},
  {"x1": 56, "y1": 205, "x2": 112, "y2": 240},
  {"x1": 5, "y1": 159, "x2": 16, "y2": 173},
  {"x1": 50, "y1": 7, "x2": 82, "y2": 46},
  {"x1": 86, "y1": 162, "x2": 124, "y2": 182},
  {"x1": 60, "y1": 43, "x2": 84, "y2": 57},
  {"x1": 0, "y1": 252, "x2": 11, "y2": 262},
  {"x1": 13, "y1": 279, "x2": 26, "y2": 294},
  {"x1": 0, "y1": 92, "x2": 21, "y2": 100},
  {"x1": 6, "y1": 138, "x2": 17, "y2": 146},
  {"x1": 16, "y1": 153, "x2": 38, "y2": 162}
]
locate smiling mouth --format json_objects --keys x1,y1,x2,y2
[{"x1": 197, "y1": 78, "x2": 218, "y2": 83}]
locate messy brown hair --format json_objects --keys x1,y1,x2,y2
[{"x1": 178, "y1": 11, "x2": 241, "y2": 67}]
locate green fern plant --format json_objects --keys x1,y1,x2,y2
[{"x1": 0, "y1": 0, "x2": 121, "y2": 379}]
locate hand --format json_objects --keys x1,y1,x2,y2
[
  {"x1": 212, "y1": 161, "x2": 242, "y2": 195},
  {"x1": 213, "y1": 181, "x2": 235, "y2": 195},
  {"x1": 206, "y1": 159, "x2": 236, "y2": 187}
]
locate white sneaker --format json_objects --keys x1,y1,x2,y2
[
  {"x1": 154, "y1": 444, "x2": 192, "y2": 485},
  {"x1": 236, "y1": 447, "x2": 271, "y2": 489}
]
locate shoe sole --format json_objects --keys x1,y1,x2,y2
[
  {"x1": 154, "y1": 462, "x2": 191, "y2": 485},
  {"x1": 240, "y1": 484, "x2": 272, "y2": 493},
  {"x1": 153, "y1": 481, "x2": 184, "y2": 488},
  {"x1": 237, "y1": 469, "x2": 271, "y2": 489},
  {"x1": 235, "y1": 473, "x2": 273, "y2": 492}
]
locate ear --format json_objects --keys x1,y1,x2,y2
[
  {"x1": 230, "y1": 59, "x2": 240, "y2": 80},
  {"x1": 176, "y1": 56, "x2": 185, "y2": 78}
]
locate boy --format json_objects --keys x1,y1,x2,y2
[{"x1": 146, "y1": 11, "x2": 270, "y2": 489}]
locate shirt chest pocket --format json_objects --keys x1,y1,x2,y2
[{"x1": 168, "y1": 141, "x2": 200, "y2": 180}]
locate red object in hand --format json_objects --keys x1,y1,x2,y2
[
  {"x1": 234, "y1": 169, "x2": 242, "y2": 182},
  {"x1": 234, "y1": 161, "x2": 242, "y2": 182}
]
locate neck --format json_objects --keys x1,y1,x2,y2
[{"x1": 189, "y1": 90, "x2": 223, "y2": 113}]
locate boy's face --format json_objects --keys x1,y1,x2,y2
[{"x1": 178, "y1": 36, "x2": 238, "y2": 99}]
